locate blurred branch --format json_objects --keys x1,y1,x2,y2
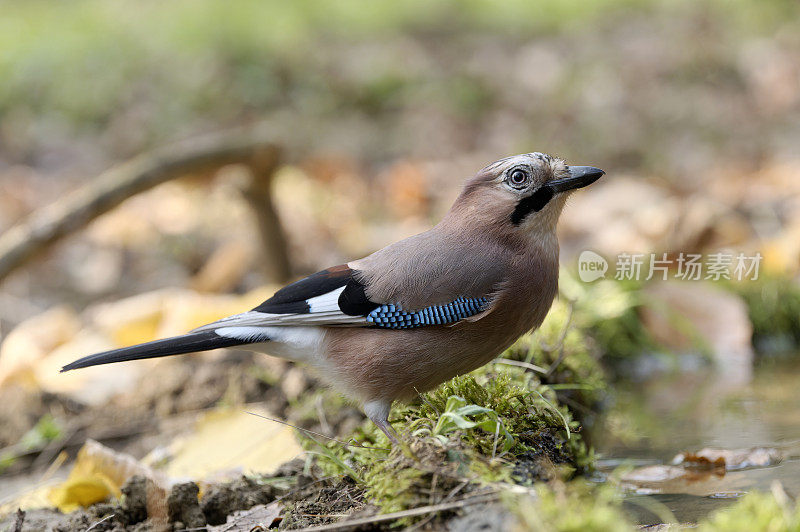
[
  {"x1": 240, "y1": 147, "x2": 292, "y2": 283},
  {"x1": 0, "y1": 133, "x2": 292, "y2": 284}
]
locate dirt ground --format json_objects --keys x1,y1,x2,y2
[{"x1": 0, "y1": 347, "x2": 580, "y2": 531}]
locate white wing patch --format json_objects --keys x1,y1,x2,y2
[
  {"x1": 192, "y1": 285, "x2": 366, "y2": 334},
  {"x1": 308, "y1": 286, "x2": 346, "y2": 312}
]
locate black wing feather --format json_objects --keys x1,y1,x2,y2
[
  {"x1": 61, "y1": 331, "x2": 249, "y2": 372},
  {"x1": 338, "y1": 280, "x2": 380, "y2": 316},
  {"x1": 253, "y1": 265, "x2": 353, "y2": 314}
]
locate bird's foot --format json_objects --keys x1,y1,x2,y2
[
  {"x1": 375, "y1": 419, "x2": 401, "y2": 446},
  {"x1": 364, "y1": 399, "x2": 413, "y2": 455}
]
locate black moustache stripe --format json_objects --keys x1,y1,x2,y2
[{"x1": 510, "y1": 186, "x2": 554, "y2": 225}]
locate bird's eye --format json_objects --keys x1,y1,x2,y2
[{"x1": 508, "y1": 168, "x2": 529, "y2": 188}]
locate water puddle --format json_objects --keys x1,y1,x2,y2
[{"x1": 591, "y1": 354, "x2": 800, "y2": 524}]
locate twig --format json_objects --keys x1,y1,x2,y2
[
  {"x1": 314, "y1": 395, "x2": 333, "y2": 437},
  {"x1": 39, "y1": 449, "x2": 68, "y2": 484},
  {"x1": 0, "y1": 132, "x2": 287, "y2": 284},
  {"x1": 288, "y1": 492, "x2": 500, "y2": 531},
  {"x1": 407, "y1": 478, "x2": 471, "y2": 532},
  {"x1": 492, "y1": 358, "x2": 547, "y2": 374},
  {"x1": 491, "y1": 420, "x2": 501, "y2": 460},
  {"x1": 12, "y1": 509, "x2": 24, "y2": 532},
  {"x1": 443, "y1": 480, "x2": 470, "y2": 503},
  {"x1": 31, "y1": 426, "x2": 79, "y2": 471},
  {"x1": 428, "y1": 473, "x2": 439, "y2": 506},
  {"x1": 295, "y1": 513, "x2": 350, "y2": 519},
  {"x1": 84, "y1": 514, "x2": 113, "y2": 532},
  {"x1": 544, "y1": 300, "x2": 575, "y2": 378},
  {"x1": 414, "y1": 387, "x2": 440, "y2": 416},
  {"x1": 243, "y1": 411, "x2": 389, "y2": 451},
  {"x1": 539, "y1": 299, "x2": 574, "y2": 353},
  {"x1": 239, "y1": 148, "x2": 291, "y2": 282}
]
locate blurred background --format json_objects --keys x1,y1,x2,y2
[{"x1": 1, "y1": 0, "x2": 799, "y2": 528}]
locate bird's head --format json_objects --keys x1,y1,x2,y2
[{"x1": 449, "y1": 152, "x2": 604, "y2": 240}]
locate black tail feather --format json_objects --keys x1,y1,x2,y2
[{"x1": 61, "y1": 331, "x2": 249, "y2": 372}]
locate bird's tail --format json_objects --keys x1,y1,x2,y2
[{"x1": 61, "y1": 330, "x2": 256, "y2": 372}]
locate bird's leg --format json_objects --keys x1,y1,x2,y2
[{"x1": 364, "y1": 399, "x2": 400, "y2": 446}]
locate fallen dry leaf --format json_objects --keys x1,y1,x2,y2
[
  {"x1": 672, "y1": 447, "x2": 782, "y2": 471},
  {"x1": 0, "y1": 306, "x2": 81, "y2": 389},
  {"x1": 163, "y1": 406, "x2": 303, "y2": 480},
  {"x1": 622, "y1": 446, "x2": 783, "y2": 495},
  {"x1": 208, "y1": 501, "x2": 282, "y2": 531},
  {"x1": 48, "y1": 440, "x2": 168, "y2": 513},
  {"x1": 621, "y1": 464, "x2": 726, "y2": 495},
  {"x1": 0, "y1": 286, "x2": 276, "y2": 404}
]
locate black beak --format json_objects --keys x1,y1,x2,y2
[{"x1": 546, "y1": 166, "x2": 604, "y2": 194}]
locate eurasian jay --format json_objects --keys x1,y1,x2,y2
[{"x1": 62, "y1": 153, "x2": 603, "y2": 444}]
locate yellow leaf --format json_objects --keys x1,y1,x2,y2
[
  {"x1": 47, "y1": 440, "x2": 168, "y2": 513},
  {"x1": 48, "y1": 475, "x2": 117, "y2": 513},
  {"x1": 164, "y1": 406, "x2": 303, "y2": 479},
  {"x1": 0, "y1": 306, "x2": 81, "y2": 389}
]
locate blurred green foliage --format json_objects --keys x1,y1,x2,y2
[
  {"x1": 559, "y1": 273, "x2": 661, "y2": 364},
  {"x1": 2, "y1": 0, "x2": 798, "y2": 171},
  {"x1": 507, "y1": 482, "x2": 634, "y2": 532},
  {"x1": 698, "y1": 487, "x2": 800, "y2": 532},
  {"x1": 728, "y1": 276, "x2": 800, "y2": 353},
  {"x1": 0, "y1": 0, "x2": 652, "y2": 132},
  {"x1": 506, "y1": 298, "x2": 608, "y2": 407},
  {"x1": 0, "y1": 413, "x2": 62, "y2": 474},
  {"x1": 507, "y1": 480, "x2": 800, "y2": 532}
]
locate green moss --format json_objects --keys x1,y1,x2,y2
[
  {"x1": 300, "y1": 358, "x2": 593, "y2": 519},
  {"x1": 408, "y1": 372, "x2": 576, "y2": 453},
  {"x1": 698, "y1": 487, "x2": 800, "y2": 531},
  {"x1": 507, "y1": 481, "x2": 633, "y2": 532}
]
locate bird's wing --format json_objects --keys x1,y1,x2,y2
[
  {"x1": 193, "y1": 263, "x2": 493, "y2": 337},
  {"x1": 62, "y1": 258, "x2": 498, "y2": 373}
]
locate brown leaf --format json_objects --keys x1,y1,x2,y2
[{"x1": 673, "y1": 447, "x2": 782, "y2": 471}]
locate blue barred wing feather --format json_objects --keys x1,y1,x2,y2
[{"x1": 366, "y1": 297, "x2": 489, "y2": 329}]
